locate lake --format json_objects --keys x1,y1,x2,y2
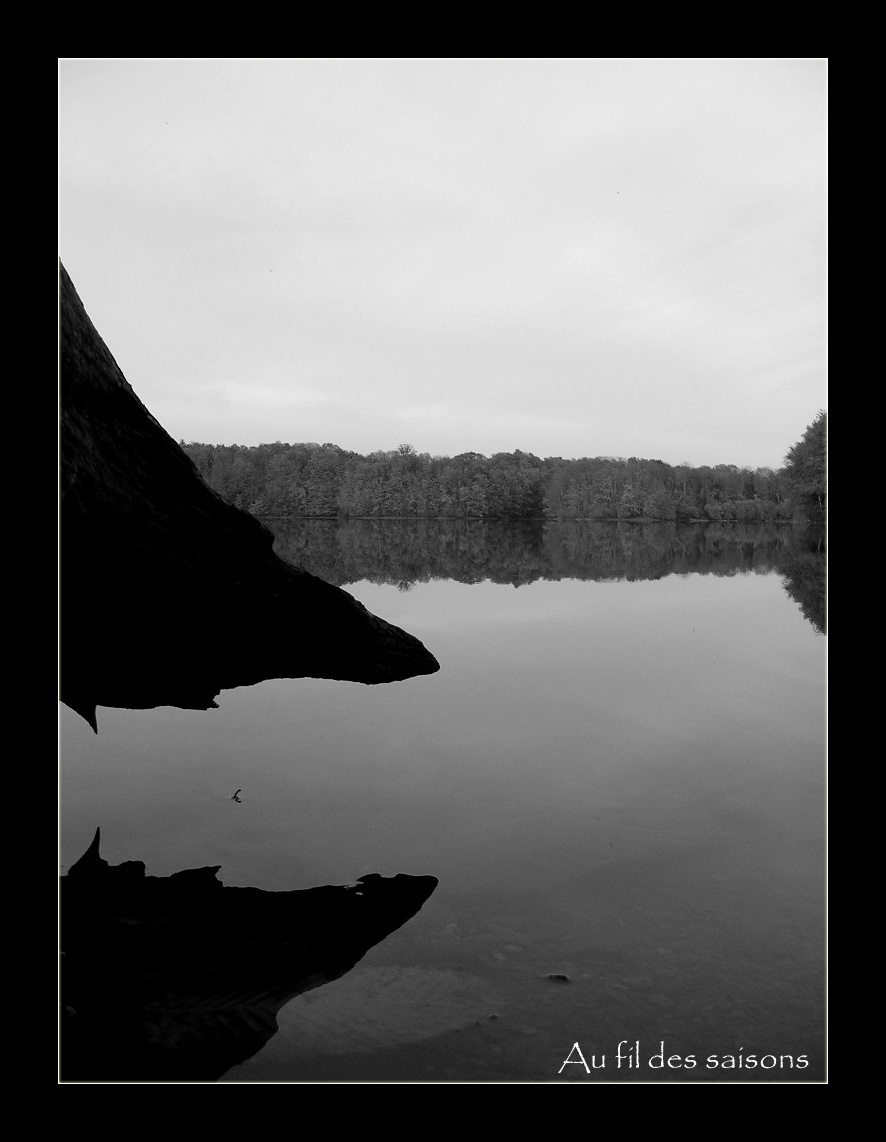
[{"x1": 59, "y1": 520, "x2": 826, "y2": 1083}]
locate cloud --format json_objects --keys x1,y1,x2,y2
[{"x1": 59, "y1": 59, "x2": 826, "y2": 469}]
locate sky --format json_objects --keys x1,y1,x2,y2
[{"x1": 58, "y1": 58, "x2": 826, "y2": 470}]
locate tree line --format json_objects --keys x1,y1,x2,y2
[{"x1": 181, "y1": 411, "x2": 826, "y2": 524}]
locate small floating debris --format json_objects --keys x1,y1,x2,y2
[
  {"x1": 546, "y1": 973, "x2": 571, "y2": 983},
  {"x1": 231, "y1": 789, "x2": 242, "y2": 803}
]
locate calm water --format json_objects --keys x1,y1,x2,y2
[{"x1": 59, "y1": 522, "x2": 826, "y2": 1083}]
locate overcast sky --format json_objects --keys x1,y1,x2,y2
[{"x1": 59, "y1": 58, "x2": 826, "y2": 469}]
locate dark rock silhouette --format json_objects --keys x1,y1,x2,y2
[
  {"x1": 59, "y1": 262, "x2": 439, "y2": 729},
  {"x1": 60, "y1": 830, "x2": 438, "y2": 1081}
]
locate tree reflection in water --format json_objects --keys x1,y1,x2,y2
[{"x1": 266, "y1": 519, "x2": 825, "y2": 634}]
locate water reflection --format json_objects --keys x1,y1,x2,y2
[
  {"x1": 776, "y1": 527, "x2": 827, "y2": 635},
  {"x1": 61, "y1": 830, "x2": 437, "y2": 1081},
  {"x1": 61, "y1": 519, "x2": 825, "y2": 1083},
  {"x1": 265, "y1": 519, "x2": 825, "y2": 632}
]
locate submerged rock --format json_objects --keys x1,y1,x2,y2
[
  {"x1": 61, "y1": 829, "x2": 438, "y2": 1081},
  {"x1": 59, "y1": 263, "x2": 439, "y2": 729}
]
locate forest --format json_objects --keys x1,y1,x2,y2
[{"x1": 181, "y1": 411, "x2": 826, "y2": 525}]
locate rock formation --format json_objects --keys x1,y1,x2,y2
[
  {"x1": 59, "y1": 263, "x2": 439, "y2": 729},
  {"x1": 61, "y1": 830, "x2": 438, "y2": 1081}
]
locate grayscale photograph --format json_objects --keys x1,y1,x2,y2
[{"x1": 59, "y1": 57, "x2": 826, "y2": 1084}]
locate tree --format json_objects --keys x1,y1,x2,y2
[{"x1": 783, "y1": 411, "x2": 826, "y2": 521}]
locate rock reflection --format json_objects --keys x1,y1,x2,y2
[{"x1": 61, "y1": 830, "x2": 437, "y2": 1082}]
